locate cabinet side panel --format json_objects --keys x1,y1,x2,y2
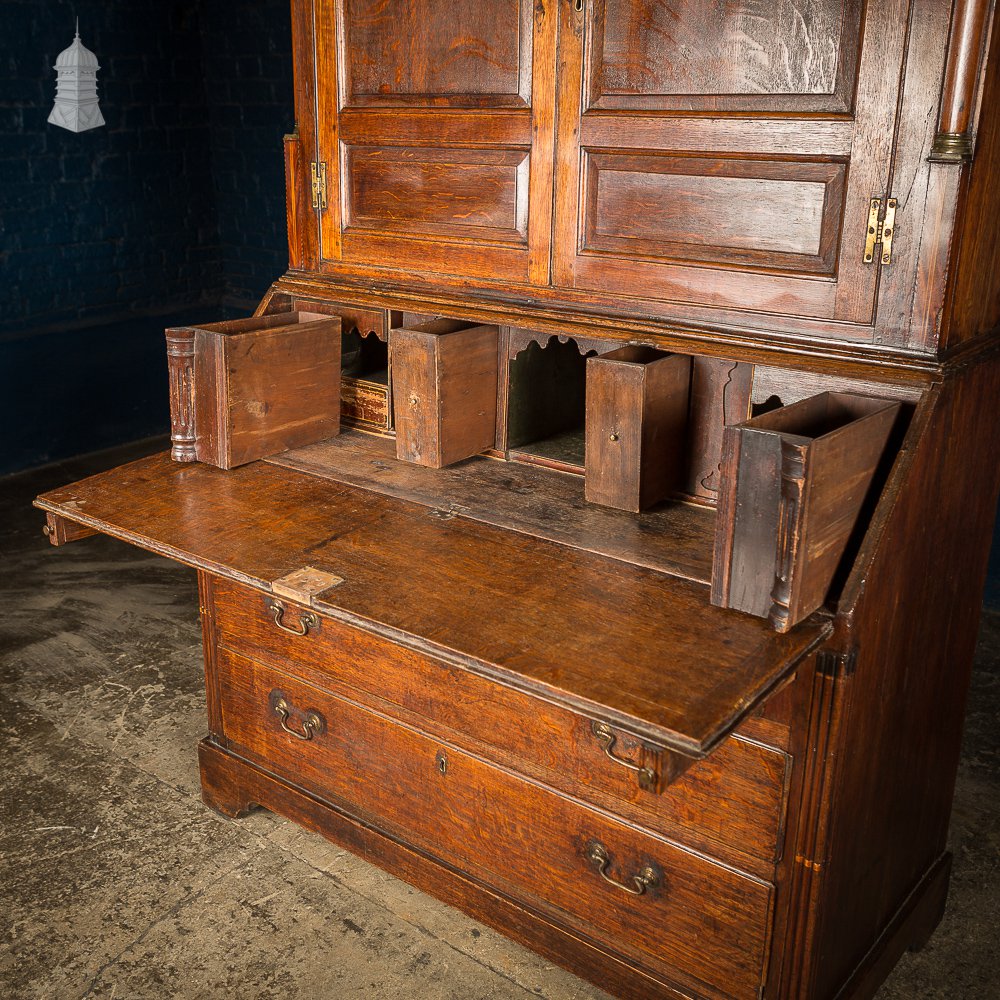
[
  {"x1": 812, "y1": 358, "x2": 1000, "y2": 996},
  {"x1": 197, "y1": 572, "x2": 224, "y2": 738},
  {"x1": 639, "y1": 355, "x2": 691, "y2": 509},
  {"x1": 193, "y1": 331, "x2": 226, "y2": 468}
]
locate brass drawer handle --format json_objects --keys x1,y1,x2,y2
[
  {"x1": 587, "y1": 841, "x2": 659, "y2": 897},
  {"x1": 269, "y1": 690, "x2": 325, "y2": 741},
  {"x1": 591, "y1": 721, "x2": 656, "y2": 791},
  {"x1": 268, "y1": 600, "x2": 318, "y2": 637}
]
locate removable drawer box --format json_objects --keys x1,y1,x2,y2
[
  {"x1": 392, "y1": 319, "x2": 499, "y2": 468},
  {"x1": 217, "y1": 647, "x2": 775, "y2": 1000},
  {"x1": 209, "y1": 577, "x2": 791, "y2": 870},
  {"x1": 166, "y1": 310, "x2": 342, "y2": 469},
  {"x1": 712, "y1": 391, "x2": 901, "y2": 632},
  {"x1": 585, "y1": 347, "x2": 691, "y2": 512}
]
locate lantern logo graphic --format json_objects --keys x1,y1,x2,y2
[{"x1": 49, "y1": 21, "x2": 105, "y2": 133}]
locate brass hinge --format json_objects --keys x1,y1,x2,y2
[
  {"x1": 310, "y1": 161, "x2": 328, "y2": 211},
  {"x1": 863, "y1": 197, "x2": 897, "y2": 266}
]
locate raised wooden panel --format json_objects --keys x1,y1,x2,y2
[
  {"x1": 553, "y1": 0, "x2": 913, "y2": 326},
  {"x1": 589, "y1": 0, "x2": 863, "y2": 112},
  {"x1": 583, "y1": 154, "x2": 845, "y2": 273},
  {"x1": 315, "y1": 0, "x2": 556, "y2": 284},
  {"x1": 341, "y1": 0, "x2": 530, "y2": 107},
  {"x1": 345, "y1": 147, "x2": 529, "y2": 244}
]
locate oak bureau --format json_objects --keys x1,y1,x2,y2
[{"x1": 36, "y1": 2, "x2": 1000, "y2": 997}]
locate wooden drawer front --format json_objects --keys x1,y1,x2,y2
[
  {"x1": 210, "y1": 578, "x2": 789, "y2": 868},
  {"x1": 341, "y1": 376, "x2": 389, "y2": 430},
  {"x1": 218, "y1": 649, "x2": 774, "y2": 999}
]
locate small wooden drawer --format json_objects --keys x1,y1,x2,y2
[
  {"x1": 217, "y1": 648, "x2": 774, "y2": 999},
  {"x1": 208, "y1": 577, "x2": 790, "y2": 871},
  {"x1": 339, "y1": 308, "x2": 392, "y2": 432},
  {"x1": 341, "y1": 375, "x2": 390, "y2": 431}
]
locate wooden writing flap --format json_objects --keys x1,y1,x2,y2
[{"x1": 35, "y1": 453, "x2": 829, "y2": 758}]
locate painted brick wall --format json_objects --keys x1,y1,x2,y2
[
  {"x1": 201, "y1": 0, "x2": 294, "y2": 308},
  {"x1": 0, "y1": 0, "x2": 223, "y2": 336},
  {"x1": 0, "y1": 0, "x2": 294, "y2": 473}
]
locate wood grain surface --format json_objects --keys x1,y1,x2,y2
[
  {"x1": 208, "y1": 574, "x2": 791, "y2": 874},
  {"x1": 267, "y1": 430, "x2": 716, "y2": 582},
  {"x1": 392, "y1": 320, "x2": 499, "y2": 468},
  {"x1": 34, "y1": 452, "x2": 829, "y2": 756},
  {"x1": 712, "y1": 393, "x2": 902, "y2": 629},
  {"x1": 166, "y1": 311, "x2": 343, "y2": 469},
  {"x1": 585, "y1": 347, "x2": 691, "y2": 512},
  {"x1": 216, "y1": 646, "x2": 775, "y2": 999}
]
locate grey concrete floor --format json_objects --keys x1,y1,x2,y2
[{"x1": 2, "y1": 439, "x2": 998, "y2": 1000}]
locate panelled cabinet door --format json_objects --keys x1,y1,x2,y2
[
  {"x1": 315, "y1": 0, "x2": 557, "y2": 285},
  {"x1": 552, "y1": 0, "x2": 911, "y2": 324}
]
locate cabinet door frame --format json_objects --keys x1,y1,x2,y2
[
  {"x1": 551, "y1": 0, "x2": 914, "y2": 326},
  {"x1": 313, "y1": 0, "x2": 558, "y2": 286}
]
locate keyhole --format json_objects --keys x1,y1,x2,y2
[{"x1": 435, "y1": 750, "x2": 448, "y2": 775}]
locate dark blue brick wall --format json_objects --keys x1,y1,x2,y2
[
  {"x1": 202, "y1": 0, "x2": 294, "y2": 307},
  {"x1": 0, "y1": 0, "x2": 224, "y2": 334},
  {"x1": 0, "y1": 306, "x2": 226, "y2": 475},
  {"x1": 0, "y1": 0, "x2": 294, "y2": 474}
]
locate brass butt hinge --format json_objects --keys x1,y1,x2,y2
[
  {"x1": 863, "y1": 197, "x2": 897, "y2": 266},
  {"x1": 310, "y1": 161, "x2": 328, "y2": 211}
]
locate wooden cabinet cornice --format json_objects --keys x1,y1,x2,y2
[{"x1": 36, "y1": 2, "x2": 1000, "y2": 998}]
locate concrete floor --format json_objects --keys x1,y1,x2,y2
[{"x1": 2, "y1": 439, "x2": 998, "y2": 1000}]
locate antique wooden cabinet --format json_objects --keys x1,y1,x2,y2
[{"x1": 36, "y1": 2, "x2": 1000, "y2": 997}]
